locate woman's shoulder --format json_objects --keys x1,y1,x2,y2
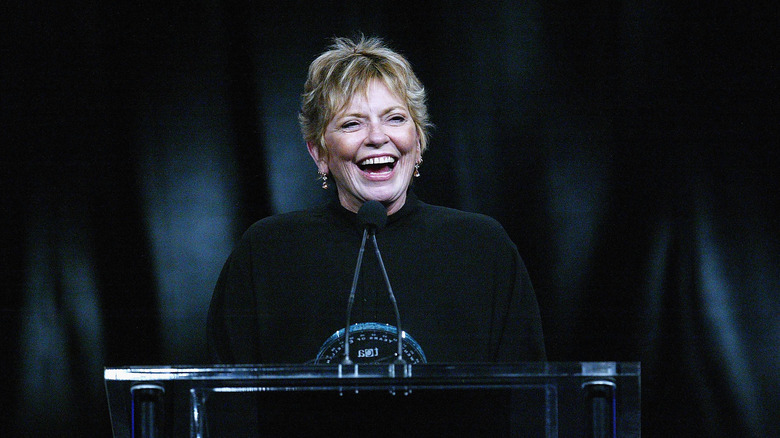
[
  {"x1": 240, "y1": 205, "x2": 331, "y2": 243},
  {"x1": 248, "y1": 207, "x2": 324, "y2": 228},
  {"x1": 415, "y1": 201, "x2": 512, "y2": 243},
  {"x1": 419, "y1": 201, "x2": 505, "y2": 228}
]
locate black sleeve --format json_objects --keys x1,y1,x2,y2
[
  {"x1": 206, "y1": 233, "x2": 261, "y2": 364},
  {"x1": 501, "y1": 249, "x2": 546, "y2": 361},
  {"x1": 488, "y1": 220, "x2": 546, "y2": 362}
]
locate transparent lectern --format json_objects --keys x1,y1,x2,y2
[{"x1": 104, "y1": 362, "x2": 640, "y2": 437}]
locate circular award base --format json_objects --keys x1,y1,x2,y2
[{"x1": 314, "y1": 322, "x2": 427, "y2": 364}]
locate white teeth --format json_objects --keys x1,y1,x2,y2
[{"x1": 359, "y1": 156, "x2": 396, "y2": 166}]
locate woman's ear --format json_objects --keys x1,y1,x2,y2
[{"x1": 306, "y1": 141, "x2": 328, "y2": 174}]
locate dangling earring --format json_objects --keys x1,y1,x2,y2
[
  {"x1": 319, "y1": 171, "x2": 329, "y2": 189},
  {"x1": 413, "y1": 158, "x2": 422, "y2": 178}
]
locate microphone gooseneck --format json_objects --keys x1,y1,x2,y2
[
  {"x1": 370, "y1": 232, "x2": 406, "y2": 365},
  {"x1": 341, "y1": 226, "x2": 367, "y2": 365},
  {"x1": 342, "y1": 200, "x2": 406, "y2": 365},
  {"x1": 342, "y1": 201, "x2": 384, "y2": 365}
]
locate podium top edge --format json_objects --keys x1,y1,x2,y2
[{"x1": 104, "y1": 362, "x2": 640, "y2": 381}]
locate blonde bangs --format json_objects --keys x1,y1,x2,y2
[{"x1": 300, "y1": 35, "x2": 432, "y2": 153}]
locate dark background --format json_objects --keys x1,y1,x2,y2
[{"x1": 2, "y1": 1, "x2": 777, "y2": 436}]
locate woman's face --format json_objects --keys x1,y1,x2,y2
[{"x1": 309, "y1": 79, "x2": 421, "y2": 215}]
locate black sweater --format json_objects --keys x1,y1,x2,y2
[{"x1": 207, "y1": 192, "x2": 546, "y2": 364}]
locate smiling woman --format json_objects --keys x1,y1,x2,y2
[{"x1": 206, "y1": 35, "x2": 546, "y2": 365}]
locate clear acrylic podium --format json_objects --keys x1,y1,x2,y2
[{"x1": 104, "y1": 362, "x2": 640, "y2": 437}]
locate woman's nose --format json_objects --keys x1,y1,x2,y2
[{"x1": 366, "y1": 123, "x2": 389, "y2": 146}]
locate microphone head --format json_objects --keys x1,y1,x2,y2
[{"x1": 357, "y1": 200, "x2": 387, "y2": 232}]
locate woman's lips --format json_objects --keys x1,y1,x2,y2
[{"x1": 357, "y1": 155, "x2": 397, "y2": 179}]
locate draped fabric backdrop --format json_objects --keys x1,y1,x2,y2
[{"x1": 3, "y1": 1, "x2": 777, "y2": 436}]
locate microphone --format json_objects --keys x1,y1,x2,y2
[
  {"x1": 342, "y1": 201, "x2": 406, "y2": 365},
  {"x1": 357, "y1": 199, "x2": 387, "y2": 232}
]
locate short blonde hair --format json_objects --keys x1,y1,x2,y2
[{"x1": 299, "y1": 35, "x2": 432, "y2": 154}]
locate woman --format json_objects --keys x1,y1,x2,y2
[{"x1": 207, "y1": 35, "x2": 545, "y2": 364}]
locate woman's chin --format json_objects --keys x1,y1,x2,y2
[
  {"x1": 363, "y1": 190, "x2": 409, "y2": 212},
  {"x1": 362, "y1": 186, "x2": 404, "y2": 201},
  {"x1": 337, "y1": 177, "x2": 412, "y2": 212}
]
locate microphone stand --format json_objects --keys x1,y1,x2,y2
[
  {"x1": 342, "y1": 227, "x2": 369, "y2": 365},
  {"x1": 341, "y1": 200, "x2": 405, "y2": 366},
  {"x1": 370, "y1": 233, "x2": 406, "y2": 365}
]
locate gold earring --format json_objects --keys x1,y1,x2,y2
[
  {"x1": 319, "y1": 171, "x2": 329, "y2": 189},
  {"x1": 413, "y1": 158, "x2": 422, "y2": 178}
]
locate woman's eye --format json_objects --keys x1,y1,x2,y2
[
  {"x1": 341, "y1": 120, "x2": 360, "y2": 130},
  {"x1": 388, "y1": 115, "x2": 406, "y2": 123}
]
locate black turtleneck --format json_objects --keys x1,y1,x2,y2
[{"x1": 207, "y1": 192, "x2": 546, "y2": 364}]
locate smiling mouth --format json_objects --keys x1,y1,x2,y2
[{"x1": 357, "y1": 156, "x2": 397, "y2": 173}]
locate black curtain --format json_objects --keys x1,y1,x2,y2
[{"x1": 3, "y1": 1, "x2": 776, "y2": 436}]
